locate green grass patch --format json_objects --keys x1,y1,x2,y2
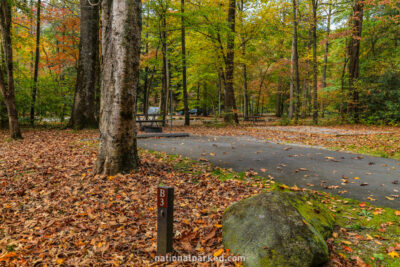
[{"x1": 143, "y1": 149, "x2": 400, "y2": 266}]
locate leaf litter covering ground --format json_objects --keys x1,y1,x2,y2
[
  {"x1": 171, "y1": 124, "x2": 400, "y2": 159},
  {"x1": 0, "y1": 129, "x2": 398, "y2": 266},
  {"x1": 0, "y1": 129, "x2": 264, "y2": 266}
]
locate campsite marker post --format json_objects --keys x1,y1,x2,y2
[{"x1": 157, "y1": 186, "x2": 174, "y2": 255}]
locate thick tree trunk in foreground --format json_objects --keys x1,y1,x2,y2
[
  {"x1": 70, "y1": 0, "x2": 99, "y2": 129},
  {"x1": 348, "y1": 0, "x2": 363, "y2": 123},
  {"x1": 96, "y1": 0, "x2": 142, "y2": 175},
  {"x1": 181, "y1": 0, "x2": 189, "y2": 126},
  {"x1": 224, "y1": 0, "x2": 238, "y2": 124},
  {"x1": 30, "y1": 0, "x2": 41, "y2": 126},
  {"x1": 0, "y1": 0, "x2": 22, "y2": 139}
]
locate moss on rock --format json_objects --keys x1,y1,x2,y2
[{"x1": 222, "y1": 191, "x2": 335, "y2": 267}]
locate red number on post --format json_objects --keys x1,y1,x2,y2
[{"x1": 157, "y1": 188, "x2": 168, "y2": 208}]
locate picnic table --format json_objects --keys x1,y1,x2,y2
[{"x1": 136, "y1": 114, "x2": 164, "y2": 132}]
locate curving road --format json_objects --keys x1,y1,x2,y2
[{"x1": 138, "y1": 135, "x2": 400, "y2": 209}]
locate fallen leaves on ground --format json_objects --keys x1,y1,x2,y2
[
  {"x1": 1, "y1": 129, "x2": 399, "y2": 266},
  {"x1": 327, "y1": 198, "x2": 400, "y2": 266},
  {"x1": 0, "y1": 129, "x2": 266, "y2": 266}
]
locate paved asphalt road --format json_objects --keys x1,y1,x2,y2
[{"x1": 138, "y1": 135, "x2": 400, "y2": 209}]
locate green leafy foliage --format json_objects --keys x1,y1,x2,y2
[{"x1": 359, "y1": 71, "x2": 400, "y2": 125}]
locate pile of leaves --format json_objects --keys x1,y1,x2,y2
[
  {"x1": 0, "y1": 129, "x2": 265, "y2": 266},
  {"x1": 1, "y1": 129, "x2": 399, "y2": 266},
  {"x1": 172, "y1": 124, "x2": 400, "y2": 159}
]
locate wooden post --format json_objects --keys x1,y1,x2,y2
[{"x1": 157, "y1": 186, "x2": 174, "y2": 255}]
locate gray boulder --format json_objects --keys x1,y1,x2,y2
[{"x1": 222, "y1": 190, "x2": 335, "y2": 267}]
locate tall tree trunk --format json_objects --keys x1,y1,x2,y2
[
  {"x1": 0, "y1": 99, "x2": 7, "y2": 128},
  {"x1": 0, "y1": 0, "x2": 22, "y2": 139},
  {"x1": 311, "y1": 0, "x2": 319, "y2": 124},
  {"x1": 242, "y1": 59, "x2": 248, "y2": 118},
  {"x1": 303, "y1": 26, "x2": 313, "y2": 118},
  {"x1": 256, "y1": 68, "x2": 268, "y2": 115},
  {"x1": 276, "y1": 77, "x2": 283, "y2": 117},
  {"x1": 143, "y1": 67, "x2": 149, "y2": 116},
  {"x1": 292, "y1": 0, "x2": 301, "y2": 122},
  {"x1": 289, "y1": 30, "x2": 295, "y2": 119},
  {"x1": 276, "y1": 93, "x2": 282, "y2": 117},
  {"x1": 224, "y1": 0, "x2": 238, "y2": 123},
  {"x1": 70, "y1": 0, "x2": 99, "y2": 129},
  {"x1": 160, "y1": 7, "x2": 169, "y2": 126},
  {"x1": 218, "y1": 70, "x2": 222, "y2": 117},
  {"x1": 145, "y1": 66, "x2": 156, "y2": 119},
  {"x1": 261, "y1": 96, "x2": 265, "y2": 115},
  {"x1": 96, "y1": 0, "x2": 142, "y2": 175},
  {"x1": 181, "y1": 0, "x2": 190, "y2": 126},
  {"x1": 340, "y1": 56, "x2": 349, "y2": 122},
  {"x1": 302, "y1": 81, "x2": 309, "y2": 118},
  {"x1": 202, "y1": 84, "x2": 208, "y2": 116},
  {"x1": 239, "y1": 0, "x2": 248, "y2": 120},
  {"x1": 30, "y1": 0, "x2": 41, "y2": 126},
  {"x1": 29, "y1": 0, "x2": 34, "y2": 105},
  {"x1": 143, "y1": 67, "x2": 149, "y2": 115},
  {"x1": 348, "y1": 0, "x2": 363, "y2": 123},
  {"x1": 196, "y1": 82, "x2": 200, "y2": 110},
  {"x1": 143, "y1": 9, "x2": 156, "y2": 119},
  {"x1": 0, "y1": 42, "x2": 6, "y2": 128},
  {"x1": 321, "y1": 3, "x2": 332, "y2": 119},
  {"x1": 142, "y1": 5, "x2": 149, "y2": 117}
]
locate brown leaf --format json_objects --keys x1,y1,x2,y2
[
  {"x1": 181, "y1": 241, "x2": 194, "y2": 252},
  {"x1": 202, "y1": 228, "x2": 217, "y2": 246}
]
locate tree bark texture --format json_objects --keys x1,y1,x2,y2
[
  {"x1": 239, "y1": 0, "x2": 248, "y2": 120},
  {"x1": 218, "y1": 71, "x2": 222, "y2": 117},
  {"x1": 348, "y1": 0, "x2": 363, "y2": 122},
  {"x1": 70, "y1": 0, "x2": 100, "y2": 129},
  {"x1": 311, "y1": 0, "x2": 319, "y2": 124},
  {"x1": 0, "y1": 0, "x2": 22, "y2": 139},
  {"x1": 181, "y1": 0, "x2": 189, "y2": 126},
  {"x1": 292, "y1": 0, "x2": 301, "y2": 122},
  {"x1": 321, "y1": 4, "x2": 332, "y2": 118},
  {"x1": 340, "y1": 56, "x2": 349, "y2": 121},
  {"x1": 224, "y1": 0, "x2": 238, "y2": 124},
  {"x1": 30, "y1": 0, "x2": 41, "y2": 126},
  {"x1": 96, "y1": 0, "x2": 142, "y2": 175},
  {"x1": 289, "y1": 31, "x2": 295, "y2": 119},
  {"x1": 160, "y1": 7, "x2": 169, "y2": 126}
]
